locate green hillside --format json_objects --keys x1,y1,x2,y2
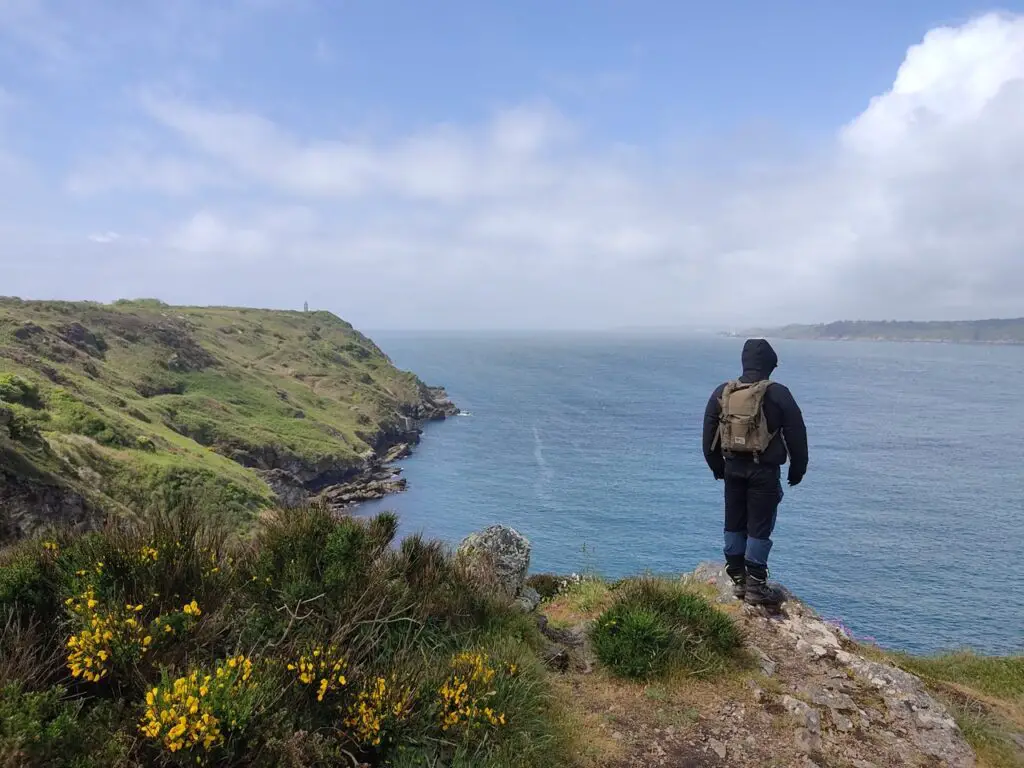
[{"x1": 0, "y1": 298, "x2": 455, "y2": 542}]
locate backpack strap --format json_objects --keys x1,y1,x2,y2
[
  {"x1": 750, "y1": 381, "x2": 777, "y2": 463},
  {"x1": 710, "y1": 380, "x2": 737, "y2": 452}
]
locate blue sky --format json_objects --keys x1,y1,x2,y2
[{"x1": 2, "y1": 1, "x2": 1023, "y2": 329}]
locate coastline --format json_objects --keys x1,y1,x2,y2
[
  {"x1": 307, "y1": 385, "x2": 459, "y2": 514},
  {"x1": 722, "y1": 332, "x2": 1024, "y2": 346}
]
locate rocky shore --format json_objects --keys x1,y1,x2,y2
[{"x1": 260, "y1": 385, "x2": 459, "y2": 514}]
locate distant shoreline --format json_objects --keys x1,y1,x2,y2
[
  {"x1": 723, "y1": 333, "x2": 1024, "y2": 346},
  {"x1": 731, "y1": 318, "x2": 1024, "y2": 346}
]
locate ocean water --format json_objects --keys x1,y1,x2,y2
[{"x1": 361, "y1": 333, "x2": 1024, "y2": 655}]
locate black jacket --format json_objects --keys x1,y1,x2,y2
[{"x1": 702, "y1": 339, "x2": 808, "y2": 480}]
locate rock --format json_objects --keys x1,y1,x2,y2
[
  {"x1": 57, "y1": 322, "x2": 107, "y2": 358},
  {"x1": 260, "y1": 468, "x2": 310, "y2": 507},
  {"x1": 834, "y1": 713, "x2": 855, "y2": 732},
  {"x1": 804, "y1": 684, "x2": 858, "y2": 713},
  {"x1": 513, "y1": 586, "x2": 541, "y2": 613},
  {"x1": 457, "y1": 524, "x2": 531, "y2": 601},
  {"x1": 536, "y1": 614, "x2": 586, "y2": 647},
  {"x1": 382, "y1": 442, "x2": 413, "y2": 463},
  {"x1": 684, "y1": 563, "x2": 977, "y2": 768},
  {"x1": 708, "y1": 738, "x2": 727, "y2": 759},
  {"x1": 0, "y1": 406, "x2": 12, "y2": 428},
  {"x1": 750, "y1": 645, "x2": 778, "y2": 676},
  {"x1": 794, "y1": 727, "x2": 822, "y2": 754}
]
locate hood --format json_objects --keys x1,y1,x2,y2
[{"x1": 741, "y1": 338, "x2": 778, "y2": 380}]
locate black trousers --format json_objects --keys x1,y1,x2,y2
[{"x1": 723, "y1": 460, "x2": 784, "y2": 567}]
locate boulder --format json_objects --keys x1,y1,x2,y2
[
  {"x1": 513, "y1": 586, "x2": 542, "y2": 613},
  {"x1": 457, "y1": 524, "x2": 531, "y2": 601}
]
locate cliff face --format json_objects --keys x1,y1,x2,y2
[{"x1": 0, "y1": 298, "x2": 456, "y2": 542}]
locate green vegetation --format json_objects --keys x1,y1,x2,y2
[
  {"x1": 743, "y1": 317, "x2": 1024, "y2": 344},
  {"x1": 0, "y1": 298, "x2": 450, "y2": 540},
  {"x1": 589, "y1": 578, "x2": 742, "y2": 681},
  {"x1": 887, "y1": 651, "x2": 1024, "y2": 768},
  {"x1": 0, "y1": 504, "x2": 571, "y2": 768}
]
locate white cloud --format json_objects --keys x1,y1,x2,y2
[
  {"x1": 139, "y1": 95, "x2": 570, "y2": 202},
  {"x1": 6, "y1": 11, "x2": 1024, "y2": 328},
  {"x1": 87, "y1": 231, "x2": 121, "y2": 244},
  {"x1": 67, "y1": 151, "x2": 234, "y2": 197}
]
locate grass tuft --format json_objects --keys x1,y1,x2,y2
[{"x1": 590, "y1": 577, "x2": 743, "y2": 681}]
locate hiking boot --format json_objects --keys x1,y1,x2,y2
[
  {"x1": 725, "y1": 565, "x2": 746, "y2": 599},
  {"x1": 744, "y1": 570, "x2": 786, "y2": 607}
]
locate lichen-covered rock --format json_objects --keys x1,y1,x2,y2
[
  {"x1": 457, "y1": 524, "x2": 531, "y2": 601},
  {"x1": 514, "y1": 586, "x2": 542, "y2": 613},
  {"x1": 683, "y1": 563, "x2": 977, "y2": 768}
]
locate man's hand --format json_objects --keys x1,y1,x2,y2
[{"x1": 787, "y1": 471, "x2": 803, "y2": 487}]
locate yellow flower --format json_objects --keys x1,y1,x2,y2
[{"x1": 138, "y1": 656, "x2": 253, "y2": 757}]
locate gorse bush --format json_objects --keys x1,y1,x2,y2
[
  {"x1": 0, "y1": 503, "x2": 570, "y2": 767},
  {"x1": 0, "y1": 683, "x2": 129, "y2": 768},
  {"x1": 590, "y1": 577, "x2": 742, "y2": 681}
]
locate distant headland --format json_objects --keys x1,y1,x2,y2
[{"x1": 729, "y1": 318, "x2": 1024, "y2": 345}]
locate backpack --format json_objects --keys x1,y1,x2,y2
[{"x1": 713, "y1": 380, "x2": 777, "y2": 459}]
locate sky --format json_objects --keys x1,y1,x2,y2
[{"x1": 1, "y1": 1, "x2": 1023, "y2": 331}]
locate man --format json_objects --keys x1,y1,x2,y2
[{"x1": 702, "y1": 338, "x2": 808, "y2": 606}]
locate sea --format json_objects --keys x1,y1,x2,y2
[{"x1": 360, "y1": 333, "x2": 1024, "y2": 656}]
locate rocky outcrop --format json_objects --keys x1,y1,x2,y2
[
  {"x1": 317, "y1": 468, "x2": 407, "y2": 509},
  {"x1": 256, "y1": 387, "x2": 457, "y2": 512},
  {"x1": 683, "y1": 563, "x2": 976, "y2": 768},
  {"x1": 457, "y1": 524, "x2": 532, "y2": 602},
  {"x1": 0, "y1": 464, "x2": 97, "y2": 542}
]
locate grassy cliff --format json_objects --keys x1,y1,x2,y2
[{"x1": 0, "y1": 298, "x2": 455, "y2": 542}]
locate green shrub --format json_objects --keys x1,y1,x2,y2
[
  {"x1": 0, "y1": 683, "x2": 129, "y2": 767},
  {"x1": 0, "y1": 373, "x2": 42, "y2": 408},
  {"x1": 0, "y1": 504, "x2": 574, "y2": 767},
  {"x1": 48, "y1": 389, "x2": 133, "y2": 447},
  {"x1": 0, "y1": 548, "x2": 58, "y2": 618},
  {"x1": 525, "y1": 573, "x2": 563, "y2": 601},
  {"x1": 590, "y1": 578, "x2": 742, "y2": 681}
]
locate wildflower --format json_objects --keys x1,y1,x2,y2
[
  {"x1": 139, "y1": 546, "x2": 159, "y2": 563},
  {"x1": 64, "y1": 587, "x2": 152, "y2": 683},
  {"x1": 344, "y1": 674, "x2": 412, "y2": 747},
  {"x1": 138, "y1": 655, "x2": 257, "y2": 758},
  {"x1": 288, "y1": 644, "x2": 347, "y2": 701},
  {"x1": 437, "y1": 650, "x2": 508, "y2": 732},
  {"x1": 42, "y1": 540, "x2": 59, "y2": 553},
  {"x1": 182, "y1": 600, "x2": 201, "y2": 617}
]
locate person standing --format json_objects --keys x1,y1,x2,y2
[{"x1": 702, "y1": 338, "x2": 808, "y2": 606}]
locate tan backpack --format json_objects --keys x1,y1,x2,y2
[{"x1": 713, "y1": 380, "x2": 777, "y2": 459}]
